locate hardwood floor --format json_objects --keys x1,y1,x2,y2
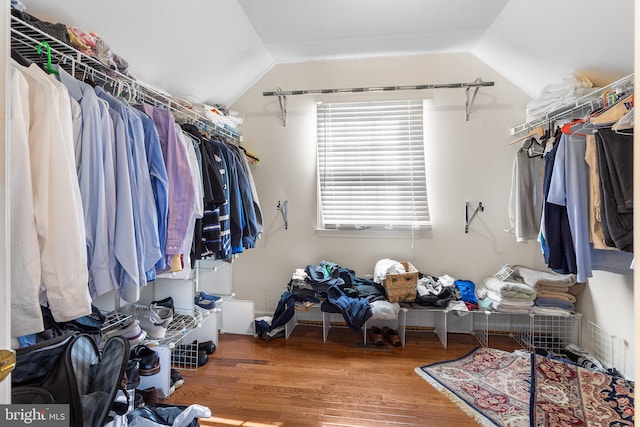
[{"x1": 165, "y1": 325, "x2": 521, "y2": 427}]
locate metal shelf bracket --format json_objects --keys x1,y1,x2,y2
[
  {"x1": 277, "y1": 200, "x2": 288, "y2": 230},
  {"x1": 465, "y1": 201, "x2": 484, "y2": 233}
]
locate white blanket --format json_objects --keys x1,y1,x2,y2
[{"x1": 479, "y1": 277, "x2": 537, "y2": 301}]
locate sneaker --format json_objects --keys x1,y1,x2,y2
[
  {"x1": 195, "y1": 292, "x2": 220, "y2": 310},
  {"x1": 197, "y1": 291, "x2": 221, "y2": 302},
  {"x1": 167, "y1": 318, "x2": 187, "y2": 335},
  {"x1": 103, "y1": 319, "x2": 147, "y2": 346},
  {"x1": 151, "y1": 296, "x2": 175, "y2": 316},
  {"x1": 171, "y1": 369, "x2": 184, "y2": 389},
  {"x1": 122, "y1": 304, "x2": 173, "y2": 340}
]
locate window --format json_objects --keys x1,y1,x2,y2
[{"x1": 316, "y1": 99, "x2": 430, "y2": 231}]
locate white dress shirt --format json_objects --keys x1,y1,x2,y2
[{"x1": 14, "y1": 63, "x2": 91, "y2": 327}]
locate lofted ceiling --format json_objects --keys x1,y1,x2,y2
[{"x1": 18, "y1": 0, "x2": 635, "y2": 108}]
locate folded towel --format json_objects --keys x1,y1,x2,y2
[
  {"x1": 513, "y1": 265, "x2": 576, "y2": 288},
  {"x1": 568, "y1": 282, "x2": 587, "y2": 296},
  {"x1": 532, "y1": 306, "x2": 574, "y2": 316},
  {"x1": 487, "y1": 290, "x2": 536, "y2": 304},
  {"x1": 492, "y1": 303, "x2": 531, "y2": 314},
  {"x1": 535, "y1": 285, "x2": 569, "y2": 293},
  {"x1": 481, "y1": 277, "x2": 537, "y2": 300},
  {"x1": 535, "y1": 291, "x2": 576, "y2": 303},
  {"x1": 535, "y1": 297, "x2": 575, "y2": 311}
]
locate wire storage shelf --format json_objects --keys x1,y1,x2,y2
[
  {"x1": 509, "y1": 73, "x2": 634, "y2": 135},
  {"x1": 10, "y1": 13, "x2": 242, "y2": 142},
  {"x1": 472, "y1": 311, "x2": 582, "y2": 354},
  {"x1": 517, "y1": 313, "x2": 582, "y2": 354}
]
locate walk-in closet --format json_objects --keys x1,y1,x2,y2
[{"x1": 0, "y1": 1, "x2": 637, "y2": 426}]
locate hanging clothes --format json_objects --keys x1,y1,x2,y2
[
  {"x1": 56, "y1": 67, "x2": 116, "y2": 298},
  {"x1": 507, "y1": 138, "x2": 545, "y2": 242},
  {"x1": 584, "y1": 134, "x2": 614, "y2": 250},
  {"x1": 133, "y1": 103, "x2": 196, "y2": 273},
  {"x1": 547, "y1": 130, "x2": 593, "y2": 282},
  {"x1": 9, "y1": 61, "x2": 92, "y2": 337},
  {"x1": 542, "y1": 132, "x2": 577, "y2": 275},
  {"x1": 8, "y1": 36, "x2": 261, "y2": 337},
  {"x1": 593, "y1": 127, "x2": 633, "y2": 252},
  {"x1": 133, "y1": 107, "x2": 170, "y2": 275},
  {"x1": 182, "y1": 124, "x2": 229, "y2": 262}
]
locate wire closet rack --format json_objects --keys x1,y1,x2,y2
[{"x1": 10, "y1": 13, "x2": 242, "y2": 143}]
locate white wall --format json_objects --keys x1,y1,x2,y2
[
  {"x1": 230, "y1": 52, "x2": 635, "y2": 378},
  {"x1": 232, "y1": 53, "x2": 537, "y2": 305}
]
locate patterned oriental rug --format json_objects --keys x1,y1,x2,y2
[{"x1": 415, "y1": 347, "x2": 634, "y2": 427}]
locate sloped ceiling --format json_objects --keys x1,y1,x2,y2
[{"x1": 19, "y1": 0, "x2": 634, "y2": 106}]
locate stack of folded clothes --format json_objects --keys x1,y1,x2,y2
[
  {"x1": 476, "y1": 275, "x2": 537, "y2": 314},
  {"x1": 512, "y1": 265, "x2": 584, "y2": 316}
]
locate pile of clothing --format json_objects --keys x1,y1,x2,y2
[
  {"x1": 288, "y1": 260, "x2": 388, "y2": 332},
  {"x1": 513, "y1": 265, "x2": 585, "y2": 316}
]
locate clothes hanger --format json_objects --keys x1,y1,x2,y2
[
  {"x1": 519, "y1": 136, "x2": 545, "y2": 158},
  {"x1": 36, "y1": 41, "x2": 59, "y2": 75},
  {"x1": 561, "y1": 118, "x2": 587, "y2": 135},
  {"x1": 590, "y1": 93, "x2": 633, "y2": 125},
  {"x1": 612, "y1": 108, "x2": 634, "y2": 132},
  {"x1": 11, "y1": 47, "x2": 32, "y2": 67},
  {"x1": 510, "y1": 125, "x2": 545, "y2": 145}
]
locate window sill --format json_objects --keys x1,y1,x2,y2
[{"x1": 315, "y1": 226, "x2": 431, "y2": 239}]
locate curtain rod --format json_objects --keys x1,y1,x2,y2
[
  {"x1": 263, "y1": 79, "x2": 494, "y2": 97},
  {"x1": 263, "y1": 78, "x2": 494, "y2": 126}
]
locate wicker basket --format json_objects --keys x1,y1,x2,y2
[{"x1": 383, "y1": 261, "x2": 418, "y2": 303}]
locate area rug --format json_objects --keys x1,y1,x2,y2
[
  {"x1": 415, "y1": 347, "x2": 531, "y2": 426},
  {"x1": 415, "y1": 347, "x2": 635, "y2": 427},
  {"x1": 532, "y1": 356, "x2": 634, "y2": 426}
]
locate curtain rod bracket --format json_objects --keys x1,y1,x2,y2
[
  {"x1": 465, "y1": 86, "x2": 480, "y2": 121},
  {"x1": 276, "y1": 88, "x2": 287, "y2": 127},
  {"x1": 277, "y1": 200, "x2": 288, "y2": 229}
]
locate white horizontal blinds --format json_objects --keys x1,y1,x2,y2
[{"x1": 317, "y1": 99, "x2": 429, "y2": 230}]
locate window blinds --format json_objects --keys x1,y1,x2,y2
[{"x1": 317, "y1": 99, "x2": 430, "y2": 230}]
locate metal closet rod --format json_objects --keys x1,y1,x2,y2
[{"x1": 263, "y1": 80, "x2": 494, "y2": 97}]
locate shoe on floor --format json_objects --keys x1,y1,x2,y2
[
  {"x1": 173, "y1": 345, "x2": 208, "y2": 367},
  {"x1": 194, "y1": 339, "x2": 216, "y2": 355},
  {"x1": 171, "y1": 368, "x2": 184, "y2": 389},
  {"x1": 369, "y1": 327, "x2": 384, "y2": 346},
  {"x1": 382, "y1": 327, "x2": 402, "y2": 347}
]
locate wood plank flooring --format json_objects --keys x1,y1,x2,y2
[{"x1": 165, "y1": 325, "x2": 521, "y2": 427}]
